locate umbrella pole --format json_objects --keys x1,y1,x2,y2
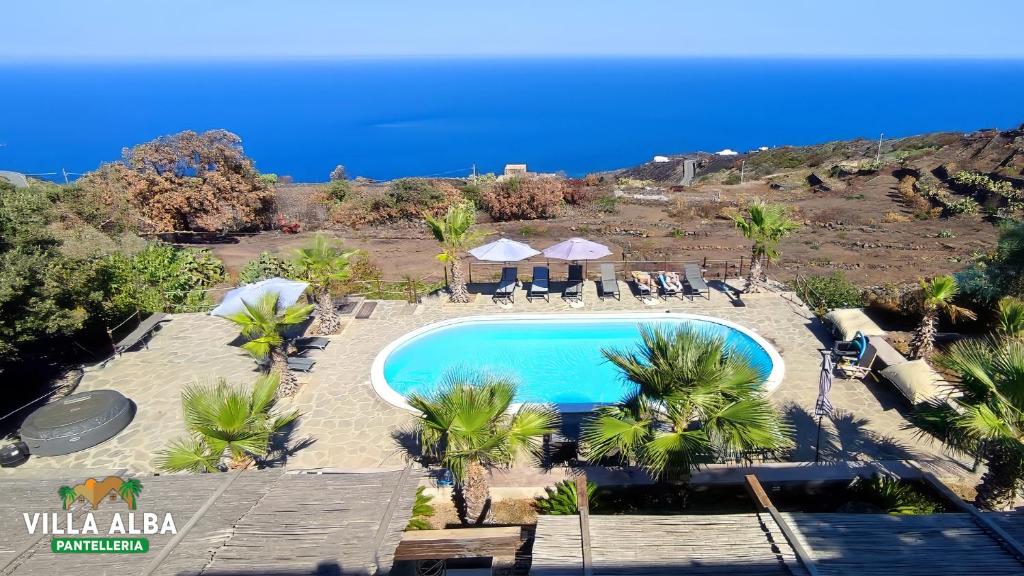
[{"x1": 815, "y1": 415, "x2": 823, "y2": 464}]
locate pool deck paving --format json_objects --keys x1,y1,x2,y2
[{"x1": 3, "y1": 280, "x2": 970, "y2": 484}]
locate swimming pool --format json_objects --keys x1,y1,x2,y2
[{"x1": 371, "y1": 313, "x2": 785, "y2": 412}]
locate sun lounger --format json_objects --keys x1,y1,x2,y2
[
  {"x1": 287, "y1": 356, "x2": 316, "y2": 372},
  {"x1": 598, "y1": 263, "x2": 620, "y2": 300},
  {"x1": 110, "y1": 312, "x2": 169, "y2": 356},
  {"x1": 294, "y1": 336, "x2": 330, "y2": 350},
  {"x1": 493, "y1": 266, "x2": 518, "y2": 304},
  {"x1": 528, "y1": 266, "x2": 550, "y2": 302},
  {"x1": 656, "y1": 271, "x2": 684, "y2": 299},
  {"x1": 682, "y1": 263, "x2": 710, "y2": 300},
  {"x1": 563, "y1": 264, "x2": 584, "y2": 303},
  {"x1": 629, "y1": 271, "x2": 653, "y2": 299}
]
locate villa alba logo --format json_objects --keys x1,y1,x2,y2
[{"x1": 21, "y1": 476, "x2": 177, "y2": 554}]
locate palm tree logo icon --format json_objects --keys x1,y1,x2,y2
[{"x1": 57, "y1": 477, "x2": 144, "y2": 510}]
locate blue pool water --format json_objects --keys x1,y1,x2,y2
[{"x1": 380, "y1": 317, "x2": 775, "y2": 406}]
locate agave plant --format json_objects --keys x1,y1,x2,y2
[
  {"x1": 293, "y1": 235, "x2": 359, "y2": 335},
  {"x1": 732, "y1": 201, "x2": 799, "y2": 293},
  {"x1": 582, "y1": 325, "x2": 792, "y2": 480},
  {"x1": 425, "y1": 201, "x2": 483, "y2": 303},
  {"x1": 156, "y1": 374, "x2": 299, "y2": 474},
  {"x1": 226, "y1": 291, "x2": 313, "y2": 397},
  {"x1": 907, "y1": 275, "x2": 976, "y2": 359},
  {"x1": 535, "y1": 479, "x2": 599, "y2": 515},
  {"x1": 405, "y1": 486, "x2": 436, "y2": 530},
  {"x1": 847, "y1": 474, "x2": 938, "y2": 515},
  {"x1": 407, "y1": 371, "x2": 559, "y2": 525}
]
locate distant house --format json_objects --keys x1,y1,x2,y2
[
  {"x1": 503, "y1": 163, "x2": 527, "y2": 177},
  {"x1": 653, "y1": 155, "x2": 670, "y2": 163},
  {"x1": 0, "y1": 171, "x2": 29, "y2": 188}
]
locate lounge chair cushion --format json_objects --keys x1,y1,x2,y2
[
  {"x1": 825, "y1": 308, "x2": 885, "y2": 341},
  {"x1": 880, "y1": 359, "x2": 944, "y2": 404}
]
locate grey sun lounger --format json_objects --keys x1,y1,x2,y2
[
  {"x1": 598, "y1": 263, "x2": 620, "y2": 300},
  {"x1": 563, "y1": 264, "x2": 584, "y2": 303},
  {"x1": 657, "y1": 272, "x2": 684, "y2": 299},
  {"x1": 683, "y1": 263, "x2": 711, "y2": 300},
  {"x1": 493, "y1": 266, "x2": 518, "y2": 304},
  {"x1": 528, "y1": 266, "x2": 550, "y2": 302},
  {"x1": 287, "y1": 356, "x2": 316, "y2": 372},
  {"x1": 294, "y1": 336, "x2": 330, "y2": 350}
]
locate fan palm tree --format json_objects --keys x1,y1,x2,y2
[
  {"x1": 58, "y1": 485, "x2": 77, "y2": 510},
  {"x1": 582, "y1": 325, "x2": 792, "y2": 480},
  {"x1": 407, "y1": 372, "x2": 559, "y2": 525},
  {"x1": 425, "y1": 201, "x2": 483, "y2": 303},
  {"x1": 156, "y1": 374, "x2": 299, "y2": 473},
  {"x1": 997, "y1": 297, "x2": 1024, "y2": 341},
  {"x1": 732, "y1": 201, "x2": 799, "y2": 293},
  {"x1": 227, "y1": 291, "x2": 313, "y2": 397},
  {"x1": 117, "y1": 478, "x2": 143, "y2": 509},
  {"x1": 293, "y1": 234, "x2": 359, "y2": 335},
  {"x1": 907, "y1": 276, "x2": 976, "y2": 359},
  {"x1": 910, "y1": 339, "x2": 1024, "y2": 510}
]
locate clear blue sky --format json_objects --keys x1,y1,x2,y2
[{"x1": 4, "y1": 0, "x2": 1024, "y2": 61}]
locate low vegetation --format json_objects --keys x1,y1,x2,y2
[
  {"x1": 535, "y1": 479, "x2": 598, "y2": 515},
  {"x1": 791, "y1": 272, "x2": 865, "y2": 316}
]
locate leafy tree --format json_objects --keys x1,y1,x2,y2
[
  {"x1": 107, "y1": 129, "x2": 276, "y2": 233},
  {"x1": 407, "y1": 372, "x2": 559, "y2": 525},
  {"x1": 156, "y1": 374, "x2": 299, "y2": 473},
  {"x1": 911, "y1": 339, "x2": 1024, "y2": 510},
  {"x1": 293, "y1": 235, "x2": 358, "y2": 335},
  {"x1": 117, "y1": 478, "x2": 143, "y2": 509},
  {"x1": 237, "y1": 251, "x2": 297, "y2": 285},
  {"x1": 732, "y1": 201, "x2": 799, "y2": 293},
  {"x1": 907, "y1": 276, "x2": 976, "y2": 359},
  {"x1": 535, "y1": 479, "x2": 599, "y2": 515},
  {"x1": 406, "y1": 486, "x2": 436, "y2": 530},
  {"x1": 582, "y1": 325, "x2": 792, "y2": 480},
  {"x1": 425, "y1": 201, "x2": 483, "y2": 303},
  {"x1": 226, "y1": 292, "x2": 313, "y2": 397}
]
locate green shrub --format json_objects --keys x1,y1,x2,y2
[
  {"x1": 101, "y1": 243, "x2": 225, "y2": 315},
  {"x1": 238, "y1": 251, "x2": 297, "y2": 284},
  {"x1": 326, "y1": 179, "x2": 351, "y2": 203},
  {"x1": 535, "y1": 480, "x2": 598, "y2": 515},
  {"x1": 791, "y1": 272, "x2": 864, "y2": 315},
  {"x1": 388, "y1": 178, "x2": 446, "y2": 207},
  {"x1": 594, "y1": 196, "x2": 618, "y2": 214},
  {"x1": 847, "y1": 474, "x2": 941, "y2": 515},
  {"x1": 722, "y1": 172, "x2": 741, "y2": 185}
]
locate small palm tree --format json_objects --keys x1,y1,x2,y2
[
  {"x1": 997, "y1": 297, "x2": 1024, "y2": 341},
  {"x1": 58, "y1": 485, "x2": 76, "y2": 510},
  {"x1": 425, "y1": 201, "x2": 483, "y2": 303},
  {"x1": 294, "y1": 235, "x2": 359, "y2": 335},
  {"x1": 582, "y1": 325, "x2": 792, "y2": 480},
  {"x1": 535, "y1": 479, "x2": 599, "y2": 515},
  {"x1": 117, "y1": 478, "x2": 143, "y2": 509},
  {"x1": 911, "y1": 339, "x2": 1024, "y2": 510},
  {"x1": 227, "y1": 291, "x2": 313, "y2": 397},
  {"x1": 732, "y1": 201, "x2": 799, "y2": 293},
  {"x1": 907, "y1": 276, "x2": 976, "y2": 359},
  {"x1": 407, "y1": 372, "x2": 559, "y2": 525},
  {"x1": 156, "y1": 374, "x2": 299, "y2": 473}
]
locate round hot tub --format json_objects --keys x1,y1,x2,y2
[{"x1": 20, "y1": 390, "x2": 135, "y2": 456}]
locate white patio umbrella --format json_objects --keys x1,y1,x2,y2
[
  {"x1": 542, "y1": 237, "x2": 612, "y2": 262},
  {"x1": 469, "y1": 238, "x2": 540, "y2": 263},
  {"x1": 209, "y1": 277, "x2": 309, "y2": 318}
]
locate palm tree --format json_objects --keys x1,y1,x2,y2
[
  {"x1": 294, "y1": 234, "x2": 359, "y2": 335},
  {"x1": 907, "y1": 276, "x2": 976, "y2": 359},
  {"x1": 58, "y1": 485, "x2": 76, "y2": 510},
  {"x1": 425, "y1": 201, "x2": 483, "y2": 303},
  {"x1": 732, "y1": 201, "x2": 799, "y2": 293},
  {"x1": 997, "y1": 297, "x2": 1024, "y2": 341},
  {"x1": 911, "y1": 339, "x2": 1024, "y2": 510},
  {"x1": 227, "y1": 291, "x2": 313, "y2": 397},
  {"x1": 407, "y1": 372, "x2": 559, "y2": 525},
  {"x1": 582, "y1": 325, "x2": 792, "y2": 480},
  {"x1": 156, "y1": 373, "x2": 299, "y2": 473},
  {"x1": 117, "y1": 478, "x2": 143, "y2": 509}
]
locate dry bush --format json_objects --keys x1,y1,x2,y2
[
  {"x1": 333, "y1": 179, "x2": 463, "y2": 226},
  {"x1": 563, "y1": 178, "x2": 599, "y2": 206},
  {"x1": 897, "y1": 175, "x2": 934, "y2": 217},
  {"x1": 882, "y1": 211, "x2": 911, "y2": 223},
  {"x1": 668, "y1": 198, "x2": 738, "y2": 220},
  {"x1": 481, "y1": 175, "x2": 564, "y2": 221},
  {"x1": 274, "y1": 184, "x2": 331, "y2": 230}
]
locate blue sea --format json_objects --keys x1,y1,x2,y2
[{"x1": 1, "y1": 58, "x2": 1022, "y2": 182}]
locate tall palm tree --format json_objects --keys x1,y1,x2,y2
[
  {"x1": 908, "y1": 276, "x2": 976, "y2": 359},
  {"x1": 117, "y1": 478, "x2": 143, "y2": 509},
  {"x1": 227, "y1": 291, "x2": 313, "y2": 397},
  {"x1": 156, "y1": 374, "x2": 299, "y2": 473},
  {"x1": 732, "y1": 202, "x2": 799, "y2": 293},
  {"x1": 425, "y1": 201, "x2": 483, "y2": 303},
  {"x1": 407, "y1": 372, "x2": 559, "y2": 525},
  {"x1": 911, "y1": 339, "x2": 1024, "y2": 510},
  {"x1": 58, "y1": 485, "x2": 77, "y2": 510},
  {"x1": 582, "y1": 325, "x2": 792, "y2": 480},
  {"x1": 997, "y1": 296, "x2": 1024, "y2": 341},
  {"x1": 293, "y1": 234, "x2": 359, "y2": 335}
]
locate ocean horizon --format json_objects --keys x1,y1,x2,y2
[{"x1": 2, "y1": 57, "x2": 1023, "y2": 182}]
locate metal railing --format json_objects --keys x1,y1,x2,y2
[{"x1": 466, "y1": 256, "x2": 763, "y2": 284}]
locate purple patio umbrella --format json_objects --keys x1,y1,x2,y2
[
  {"x1": 541, "y1": 237, "x2": 612, "y2": 262},
  {"x1": 469, "y1": 238, "x2": 540, "y2": 263}
]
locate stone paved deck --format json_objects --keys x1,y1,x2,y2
[{"x1": 3, "y1": 280, "x2": 967, "y2": 478}]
